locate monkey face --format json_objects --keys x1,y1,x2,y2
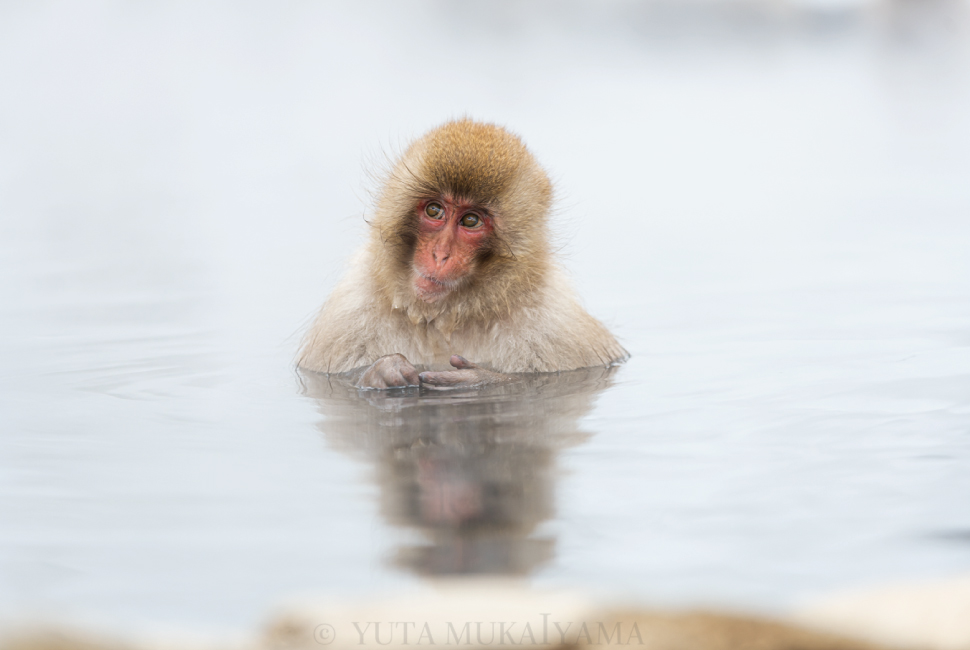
[{"x1": 411, "y1": 195, "x2": 494, "y2": 303}]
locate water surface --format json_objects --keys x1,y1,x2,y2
[{"x1": 1, "y1": 0, "x2": 969, "y2": 635}]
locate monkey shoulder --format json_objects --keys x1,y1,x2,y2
[
  {"x1": 478, "y1": 281, "x2": 627, "y2": 374},
  {"x1": 297, "y1": 266, "x2": 405, "y2": 374}
]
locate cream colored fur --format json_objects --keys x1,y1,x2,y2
[{"x1": 298, "y1": 120, "x2": 628, "y2": 375}]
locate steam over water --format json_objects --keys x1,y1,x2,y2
[{"x1": 1, "y1": 0, "x2": 969, "y2": 634}]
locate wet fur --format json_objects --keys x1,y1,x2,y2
[{"x1": 298, "y1": 119, "x2": 629, "y2": 374}]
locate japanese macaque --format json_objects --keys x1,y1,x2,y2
[{"x1": 298, "y1": 119, "x2": 628, "y2": 389}]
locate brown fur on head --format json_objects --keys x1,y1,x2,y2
[{"x1": 369, "y1": 119, "x2": 554, "y2": 326}]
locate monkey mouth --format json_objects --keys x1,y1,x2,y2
[{"x1": 413, "y1": 269, "x2": 460, "y2": 303}]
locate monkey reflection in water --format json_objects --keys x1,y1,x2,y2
[{"x1": 301, "y1": 366, "x2": 618, "y2": 576}]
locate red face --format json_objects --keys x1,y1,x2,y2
[{"x1": 412, "y1": 195, "x2": 492, "y2": 303}]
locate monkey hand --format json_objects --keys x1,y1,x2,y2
[
  {"x1": 419, "y1": 355, "x2": 510, "y2": 390},
  {"x1": 356, "y1": 353, "x2": 420, "y2": 389}
]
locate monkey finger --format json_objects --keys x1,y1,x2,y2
[
  {"x1": 382, "y1": 367, "x2": 420, "y2": 388},
  {"x1": 400, "y1": 365, "x2": 421, "y2": 385},
  {"x1": 449, "y1": 355, "x2": 478, "y2": 370},
  {"x1": 419, "y1": 369, "x2": 483, "y2": 389},
  {"x1": 355, "y1": 368, "x2": 384, "y2": 389},
  {"x1": 357, "y1": 355, "x2": 420, "y2": 389},
  {"x1": 380, "y1": 373, "x2": 406, "y2": 388}
]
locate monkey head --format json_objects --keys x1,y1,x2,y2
[{"x1": 370, "y1": 119, "x2": 554, "y2": 320}]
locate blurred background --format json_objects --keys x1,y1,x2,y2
[{"x1": 1, "y1": 0, "x2": 969, "y2": 638}]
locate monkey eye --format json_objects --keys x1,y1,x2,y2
[
  {"x1": 460, "y1": 213, "x2": 482, "y2": 228},
  {"x1": 425, "y1": 202, "x2": 444, "y2": 219}
]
